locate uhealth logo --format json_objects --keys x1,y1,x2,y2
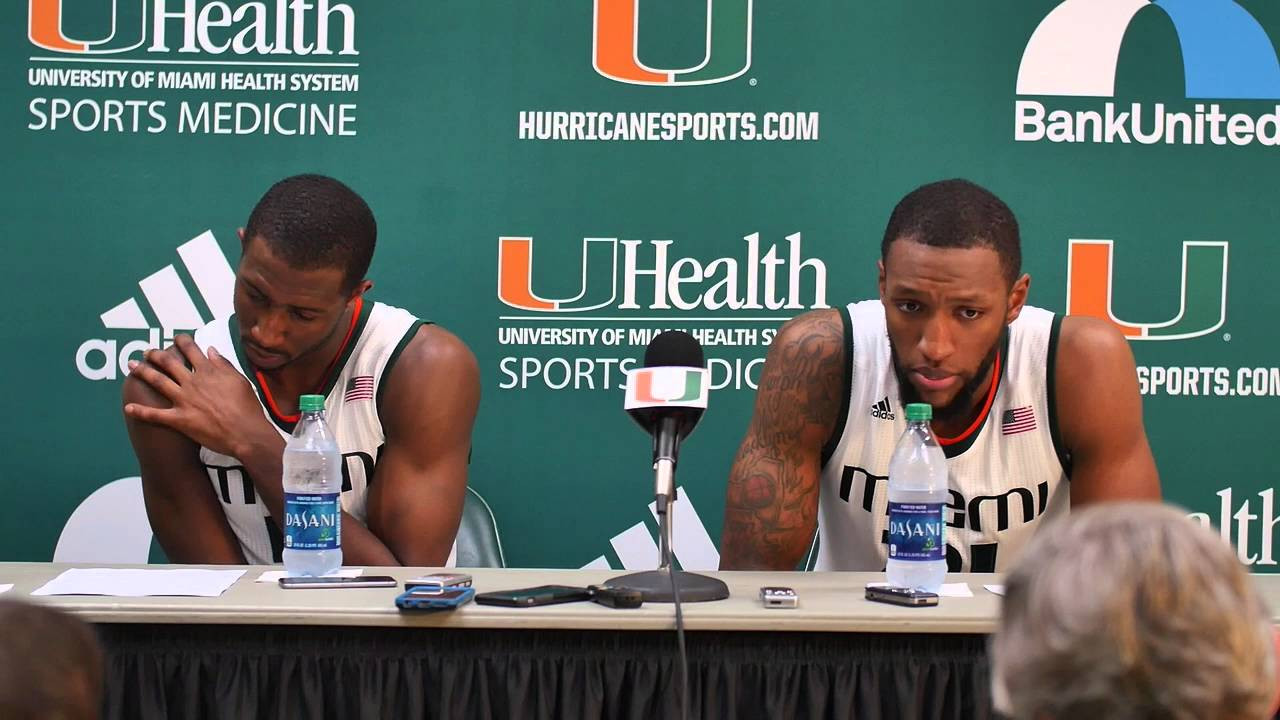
[
  {"x1": 77, "y1": 231, "x2": 235, "y2": 380},
  {"x1": 1066, "y1": 240, "x2": 1228, "y2": 341},
  {"x1": 592, "y1": 0, "x2": 753, "y2": 85},
  {"x1": 29, "y1": 0, "x2": 357, "y2": 56},
  {"x1": 1015, "y1": 0, "x2": 1280, "y2": 146},
  {"x1": 497, "y1": 234, "x2": 828, "y2": 313}
]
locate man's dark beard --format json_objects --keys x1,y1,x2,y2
[{"x1": 890, "y1": 334, "x2": 1002, "y2": 426}]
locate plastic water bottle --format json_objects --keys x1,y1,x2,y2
[
  {"x1": 885, "y1": 402, "x2": 948, "y2": 592},
  {"x1": 282, "y1": 394, "x2": 343, "y2": 576}
]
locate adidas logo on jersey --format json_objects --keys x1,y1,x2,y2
[
  {"x1": 76, "y1": 231, "x2": 236, "y2": 380},
  {"x1": 869, "y1": 396, "x2": 895, "y2": 420}
]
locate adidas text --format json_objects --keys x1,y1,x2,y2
[{"x1": 76, "y1": 329, "x2": 173, "y2": 380}]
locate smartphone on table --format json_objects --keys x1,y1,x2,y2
[
  {"x1": 279, "y1": 575, "x2": 398, "y2": 589},
  {"x1": 474, "y1": 585, "x2": 592, "y2": 607},
  {"x1": 395, "y1": 586, "x2": 476, "y2": 612},
  {"x1": 864, "y1": 584, "x2": 939, "y2": 607},
  {"x1": 404, "y1": 573, "x2": 473, "y2": 592}
]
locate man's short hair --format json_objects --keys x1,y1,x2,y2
[
  {"x1": 244, "y1": 174, "x2": 377, "y2": 291},
  {"x1": 992, "y1": 502, "x2": 1275, "y2": 720},
  {"x1": 881, "y1": 178, "x2": 1021, "y2": 285},
  {"x1": 0, "y1": 599, "x2": 104, "y2": 720}
]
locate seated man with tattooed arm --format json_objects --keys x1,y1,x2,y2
[{"x1": 719, "y1": 179, "x2": 1160, "y2": 572}]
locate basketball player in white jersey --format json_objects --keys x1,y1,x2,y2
[
  {"x1": 719, "y1": 179, "x2": 1161, "y2": 573},
  {"x1": 122, "y1": 175, "x2": 479, "y2": 566}
]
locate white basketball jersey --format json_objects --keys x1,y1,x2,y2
[
  {"x1": 814, "y1": 300, "x2": 1070, "y2": 573},
  {"x1": 194, "y1": 299, "x2": 455, "y2": 566}
]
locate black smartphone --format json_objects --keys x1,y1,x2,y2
[
  {"x1": 395, "y1": 587, "x2": 476, "y2": 612},
  {"x1": 865, "y1": 584, "x2": 940, "y2": 607},
  {"x1": 278, "y1": 575, "x2": 398, "y2": 589},
  {"x1": 587, "y1": 585, "x2": 644, "y2": 609},
  {"x1": 474, "y1": 585, "x2": 593, "y2": 607}
]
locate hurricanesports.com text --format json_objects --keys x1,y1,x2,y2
[
  {"x1": 518, "y1": 110, "x2": 820, "y2": 142},
  {"x1": 1138, "y1": 366, "x2": 1280, "y2": 397}
]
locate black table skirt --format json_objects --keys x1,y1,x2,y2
[{"x1": 97, "y1": 624, "x2": 994, "y2": 720}]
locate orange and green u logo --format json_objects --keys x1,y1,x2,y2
[
  {"x1": 29, "y1": 0, "x2": 147, "y2": 54},
  {"x1": 632, "y1": 368, "x2": 705, "y2": 403},
  {"x1": 497, "y1": 237, "x2": 618, "y2": 312},
  {"x1": 1066, "y1": 240, "x2": 1229, "y2": 341},
  {"x1": 593, "y1": 0, "x2": 753, "y2": 86}
]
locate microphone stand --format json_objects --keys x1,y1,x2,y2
[{"x1": 607, "y1": 417, "x2": 729, "y2": 603}]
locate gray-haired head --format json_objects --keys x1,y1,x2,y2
[{"x1": 991, "y1": 502, "x2": 1275, "y2": 720}]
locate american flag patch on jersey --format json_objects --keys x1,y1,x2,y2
[
  {"x1": 1001, "y1": 406, "x2": 1036, "y2": 436},
  {"x1": 344, "y1": 376, "x2": 374, "y2": 402}
]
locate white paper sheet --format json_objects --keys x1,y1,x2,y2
[
  {"x1": 30, "y1": 568, "x2": 245, "y2": 597},
  {"x1": 867, "y1": 582, "x2": 974, "y2": 598},
  {"x1": 984, "y1": 584, "x2": 1005, "y2": 596},
  {"x1": 255, "y1": 568, "x2": 364, "y2": 583},
  {"x1": 0, "y1": 584, "x2": 12, "y2": 595}
]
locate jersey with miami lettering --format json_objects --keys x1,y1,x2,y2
[
  {"x1": 193, "y1": 298, "x2": 455, "y2": 565},
  {"x1": 814, "y1": 300, "x2": 1070, "y2": 573}
]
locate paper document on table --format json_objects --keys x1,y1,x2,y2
[
  {"x1": 256, "y1": 568, "x2": 364, "y2": 583},
  {"x1": 984, "y1": 585, "x2": 1005, "y2": 596},
  {"x1": 868, "y1": 582, "x2": 973, "y2": 597},
  {"x1": 0, "y1": 584, "x2": 11, "y2": 595},
  {"x1": 30, "y1": 569, "x2": 245, "y2": 597}
]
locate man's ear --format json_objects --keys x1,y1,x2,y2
[
  {"x1": 877, "y1": 259, "x2": 887, "y2": 301},
  {"x1": 237, "y1": 227, "x2": 246, "y2": 243},
  {"x1": 349, "y1": 279, "x2": 373, "y2": 303},
  {"x1": 1006, "y1": 273, "x2": 1031, "y2": 324}
]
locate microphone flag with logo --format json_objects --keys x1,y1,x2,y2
[{"x1": 625, "y1": 330, "x2": 709, "y2": 467}]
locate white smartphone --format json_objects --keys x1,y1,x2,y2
[
  {"x1": 278, "y1": 575, "x2": 398, "y2": 589},
  {"x1": 404, "y1": 573, "x2": 473, "y2": 592}
]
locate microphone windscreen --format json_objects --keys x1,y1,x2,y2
[{"x1": 643, "y1": 330, "x2": 703, "y2": 369}]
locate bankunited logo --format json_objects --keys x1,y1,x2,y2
[
  {"x1": 1015, "y1": 0, "x2": 1280, "y2": 146},
  {"x1": 1066, "y1": 239, "x2": 1228, "y2": 341},
  {"x1": 76, "y1": 231, "x2": 235, "y2": 380},
  {"x1": 28, "y1": 0, "x2": 358, "y2": 56},
  {"x1": 592, "y1": 0, "x2": 753, "y2": 86},
  {"x1": 1017, "y1": 0, "x2": 1280, "y2": 99}
]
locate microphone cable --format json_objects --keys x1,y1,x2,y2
[{"x1": 666, "y1": 521, "x2": 690, "y2": 720}]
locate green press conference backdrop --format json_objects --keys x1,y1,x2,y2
[{"x1": 2, "y1": 0, "x2": 1277, "y2": 570}]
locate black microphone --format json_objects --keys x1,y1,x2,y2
[
  {"x1": 608, "y1": 329, "x2": 728, "y2": 606},
  {"x1": 626, "y1": 330, "x2": 706, "y2": 470}
]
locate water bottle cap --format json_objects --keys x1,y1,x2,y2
[
  {"x1": 905, "y1": 403, "x2": 932, "y2": 421},
  {"x1": 298, "y1": 394, "x2": 325, "y2": 412}
]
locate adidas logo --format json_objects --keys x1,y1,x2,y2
[
  {"x1": 75, "y1": 231, "x2": 236, "y2": 380},
  {"x1": 581, "y1": 486, "x2": 720, "y2": 571},
  {"x1": 869, "y1": 396, "x2": 895, "y2": 420}
]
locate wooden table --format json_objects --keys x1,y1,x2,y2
[{"x1": 0, "y1": 563, "x2": 1032, "y2": 719}]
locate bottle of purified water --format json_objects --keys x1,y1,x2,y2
[
  {"x1": 885, "y1": 402, "x2": 948, "y2": 592},
  {"x1": 282, "y1": 394, "x2": 343, "y2": 576}
]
